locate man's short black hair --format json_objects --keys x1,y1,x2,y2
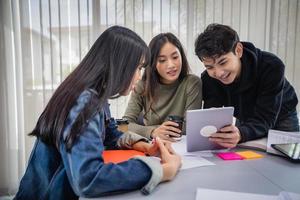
[{"x1": 195, "y1": 23, "x2": 240, "y2": 61}]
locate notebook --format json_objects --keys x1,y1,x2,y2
[
  {"x1": 102, "y1": 150, "x2": 145, "y2": 164},
  {"x1": 186, "y1": 107, "x2": 234, "y2": 152}
]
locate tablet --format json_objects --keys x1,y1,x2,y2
[
  {"x1": 271, "y1": 143, "x2": 300, "y2": 163},
  {"x1": 186, "y1": 107, "x2": 234, "y2": 152}
]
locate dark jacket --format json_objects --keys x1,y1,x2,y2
[{"x1": 201, "y1": 42, "x2": 298, "y2": 142}]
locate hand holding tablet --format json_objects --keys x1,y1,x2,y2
[{"x1": 208, "y1": 124, "x2": 242, "y2": 148}]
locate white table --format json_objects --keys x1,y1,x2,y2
[{"x1": 81, "y1": 143, "x2": 300, "y2": 200}]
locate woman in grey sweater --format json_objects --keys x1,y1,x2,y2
[{"x1": 124, "y1": 33, "x2": 202, "y2": 142}]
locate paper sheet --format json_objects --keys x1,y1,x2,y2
[
  {"x1": 238, "y1": 138, "x2": 267, "y2": 151},
  {"x1": 196, "y1": 188, "x2": 277, "y2": 200},
  {"x1": 195, "y1": 188, "x2": 300, "y2": 200},
  {"x1": 267, "y1": 130, "x2": 300, "y2": 155},
  {"x1": 180, "y1": 156, "x2": 215, "y2": 170},
  {"x1": 172, "y1": 136, "x2": 215, "y2": 170},
  {"x1": 172, "y1": 136, "x2": 215, "y2": 157}
]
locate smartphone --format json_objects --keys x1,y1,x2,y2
[
  {"x1": 116, "y1": 118, "x2": 129, "y2": 125},
  {"x1": 271, "y1": 143, "x2": 300, "y2": 163}
]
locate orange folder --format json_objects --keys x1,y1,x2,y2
[{"x1": 102, "y1": 150, "x2": 145, "y2": 164}]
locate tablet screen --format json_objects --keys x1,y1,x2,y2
[{"x1": 272, "y1": 143, "x2": 300, "y2": 160}]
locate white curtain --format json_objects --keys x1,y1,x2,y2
[
  {"x1": 0, "y1": 0, "x2": 299, "y2": 196},
  {"x1": 0, "y1": 0, "x2": 26, "y2": 196}
]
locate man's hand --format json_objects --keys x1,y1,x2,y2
[{"x1": 209, "y1": 125, "x2": 241, "y2": 148}]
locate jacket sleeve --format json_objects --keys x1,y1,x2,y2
[
  {"x1": 101, "y1": 102, "x2": 149, "y2": 148},
  {"x1": 238, "y1": 58, "x2": 285, "y2": 142},
  {"x1": 123, "y1": 82, "x2": 158, "y2": 138},
  {"x1": 184, "y1": 75, "x2": 203, "y2": 110},
  {"x1": 60, "y1": 105, "x2": 162, "y2": 197}
]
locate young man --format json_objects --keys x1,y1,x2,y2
[{"x1": 195, "y1": 23, "x2": 299, "y2": 148}]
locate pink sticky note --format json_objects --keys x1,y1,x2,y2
[{"x1": 217, "y1": 152, "x2": 244, "y2": 160}]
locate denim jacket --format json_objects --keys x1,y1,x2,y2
[{"x1": 14, "y1": 90, "x2": 163, "y2": 200}]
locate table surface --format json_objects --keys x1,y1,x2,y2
[{"x1": 81, "y1": 148, "x2": 300, "y2": 200}]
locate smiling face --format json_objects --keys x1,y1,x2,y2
[
  {"x1": 156, "y1": 42, "x2": 182, "y2": 85},
  {"x1": 202, "y1": 42, "x2": 243, "y2": 85}
]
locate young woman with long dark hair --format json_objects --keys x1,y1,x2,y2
[
  {"x1": 124, "y1": 33, "x2": 202, "y2": 142},
  {"x1": 14, "y1": 26, "x2": 181, "y2": 200}
]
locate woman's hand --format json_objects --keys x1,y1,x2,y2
[
  {"x1": 133, "y1": 137, "x2": 181, "y2": 181},
  {"x1": 132, "y1": 139, "x2": 173, "y2": 157},
  {"x1": 209, "y1": 125, "x2": 241, "y2": 148},
  {"x1": 155, "y1": 137, "x2": 181, "y2": 182},
  {"x1": 151, "y1": 121, "x2": 181, "y2": 142},
  {"x1": 147, "y1": 139, "x2": 173, "y2": 156}
]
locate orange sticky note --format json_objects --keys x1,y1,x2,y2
[
  {"x1": 236, "y1": 151, "x2": 264, "y2": 159},
  {"x1": 102, "y1": 150, "x2": 145, "y2": 164}
]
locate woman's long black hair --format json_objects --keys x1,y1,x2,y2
[
  {"x1": 29, "y1": 26, "x2": 150, "y2": 151},
  {"x1": 142, "y1": 33, "x2": 190, "y2": 116}
]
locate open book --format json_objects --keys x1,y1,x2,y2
[{"x1": 238, "y1": 129, "x2": 300, "y2": 155}]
